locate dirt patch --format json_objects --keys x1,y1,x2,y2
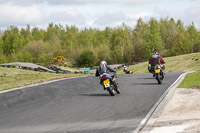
[
  {"x1": 1, "y1": 62, "x2": 55, "y2": 72},
  {"x1": 2, "y1": 62, "x2": 44, "y2": 69},
  {"x1": 142, "y1": 87, "x2": 200, "y2": 133},
  {"x1": 0, "y1": 62, "x2": 72, "y2": 74},
  {"x1": 190, "y1": 86, "x2": 200, "y2": 90}
]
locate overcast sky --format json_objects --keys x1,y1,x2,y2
[{"x1": 0, "y1": 0, "x2": 199, "y2": 30}]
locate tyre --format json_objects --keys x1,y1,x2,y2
[
  {"x1": 156, "y1": 74, "x2": 162, "y2": 84},
  {"x1": 107, "y1": 87, "x2": 115, "y2": 96},
  {"x1": 112, "y1": 81, "x2": 120, "y2": 94},
  {"x1": 115, "y1": 88, "x2": 120, "y2": 94},
  {"x1": 161, "y1": 72, "x2": 164, "y2": 80}
]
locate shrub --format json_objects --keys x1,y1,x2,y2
[{"x1": 78, "y1": 50, "x2": 95, "y2": 67}]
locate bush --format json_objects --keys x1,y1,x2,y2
[
  {"x1": 78, "y1": 50, "x2": 95, "y2": 67},
  {"x1": 0, "y1": 53, "x2": 6, "y2": 63}
]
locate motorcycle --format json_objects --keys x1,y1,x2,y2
[
  {"x1": 100, "y1": 73, "x2": 120, "y2": 96},
  {"x1": 148, "y1": 64, "x2": 165, "y2": 84},
  {"x1": 154, "y1": 64, "x2": 165, "y2": 84},
  {"x1": 124, "y1": 70, "x2": 133, "y2": 74}
]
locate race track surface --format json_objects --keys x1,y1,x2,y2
[{"x1": 0, "y1": 72, "x2": 182, "y2": 133}]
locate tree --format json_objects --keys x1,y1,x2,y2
[
  {"x1": 159, "y1": 18, "x2": 177, "y2": 56},
  {"x1": 20, "y1": 25, "x2": 32, "y2": 44},
  {"x1": 186, "y1": 22, "x2": 199, "y2": 53},
  {"x1": 31, "y1": 27, "x2": 44, "y2": 41},
  {"x1": 144, "y1": 18, "x2": 162, "y2": 59},
  {"x1": 0, "y1": 37, "x2": 3, "y2": 53},
  {"x1": 0, "y1": 37, "x2": 6, "y2": 63},
  {"x1": 132, "y1": 18, "x2": 149, "y2": 61},
  {"x1": 2, "y1": 26, "x2": 21, "y2": 55},
  {"x1": 171, "y1": 20, "x2": 186, "y2": 55},
  {"x1": 0, "y1": 18, "x2": 199, "y2": 66}
]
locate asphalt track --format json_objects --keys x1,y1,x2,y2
[{"x1": 0, "y1": 72, "x2": 182, "y2": 133}]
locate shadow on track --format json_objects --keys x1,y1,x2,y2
[
  {"x1": 136, "y1": 77, "x2": 155, "y2": 79},
  {"x1": 134, "y1": 83, "x2": 159, "y2": 85},
  {"x1": 78, "y1": 93, "x2": 110, "y2": 97}
]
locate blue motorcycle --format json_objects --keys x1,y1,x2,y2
[{"x1": 100, "y1": 73, "x2": 120, "y2": 96}]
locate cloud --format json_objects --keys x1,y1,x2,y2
[
  {"x1": 172, "y1": 4, "x2": 200, "y2": 25},
  {"x1": 0, "y1": 0, "x2": 161, "y2": 5},
  {"x1": 43, "y1": 0, "x2": 160, "y2": 5},
  {"x1": 149, "y1": 2, "x2": 200, "y2": 29},
  {"x1": 126, "y1": 12, "x2": 153, "y2": 21},
  {"x1": 95, "y1": 12, "x2": 126, "y2": 25},
  {"x1": 0, "y1": 3, "x2": 46, "y2": 27},
  {"x1": 49, "y1": 9, "x2": 85, "y2": 24},
  {"x1": 0, "y1": 0, "x2": 199, "y2": 30},
  {"x1": 94, "y1": 11, "x2": 153, "y2": 28}
]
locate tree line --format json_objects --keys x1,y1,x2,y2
[{"x1": 0, "y1": 17, "x2": 200, "y2": 67}]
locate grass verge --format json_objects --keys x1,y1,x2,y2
[
  {"x1": 0, "y1": 67, "x2": 87, "y2": 91},
  {"x1": 178, "y1": 70, "x2": 200, "y2": 89},
  {"x1": 117, "y1": 52, "x2": 200, "y2": 74}
]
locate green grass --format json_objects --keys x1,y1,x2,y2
[
  {"x1": 117, "y1": 52, "x2": 200, "y2": 74},
  {"x1": 0, "y1": 67, "x2": 87, "y2": 91},
  {"x1": 1, "y1": 52, "x2": 200, "y2": 91},
  {"x1": 178, "y1": 70, "x2": 200, "y2": 89},
  {"x1": 117, "y1": 52, "x2": 200, "y2": 89}
]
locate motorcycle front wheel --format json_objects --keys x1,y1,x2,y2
[{"x1": 112, "y1": 82, "x2": 120, "y2": 94}]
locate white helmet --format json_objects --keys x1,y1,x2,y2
[
  {"x1": 100, "y1": 61, "x2": 107, "y2": 65},
  {"x1": 154, "y1": 52, "x2": 159, "y2": 56}
]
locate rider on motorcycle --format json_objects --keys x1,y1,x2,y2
[
  {"x1": 123, "y1": 65, "x2": 128, "y2": 73},
  {"x1": 95, "y1": 61, "x2": 117, "y2": 87},
  {"x1": 148, "y1": 52, "x2": 165, "y2": 74},
  {"x1": 123, "y1": 65, "x2": 132, "y2": 74}
]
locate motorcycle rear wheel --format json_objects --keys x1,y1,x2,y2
[
  {"x1": 107, "y1": 87, "x2": 115, "y2": 96},
  {"x1": 156, "y1": 74, "x2": 162, "y2": 84}
]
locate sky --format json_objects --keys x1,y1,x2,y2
[{"x1": 0, "y1": 0, "x2": 200, "y2": 30}]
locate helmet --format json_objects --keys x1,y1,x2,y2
[
  {"x1": 100, "y1": 61, "x2": 107, "y2": 65},
  {"x1": 124, "y1": 65, "x2": 127, "y2": 68},
  {"x1": 154, "y1": 52, "x2": 159, "y2": 56}
]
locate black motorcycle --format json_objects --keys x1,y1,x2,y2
[{"x1": 149, "y1": 64, "x2": 165, "y2": 84}]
